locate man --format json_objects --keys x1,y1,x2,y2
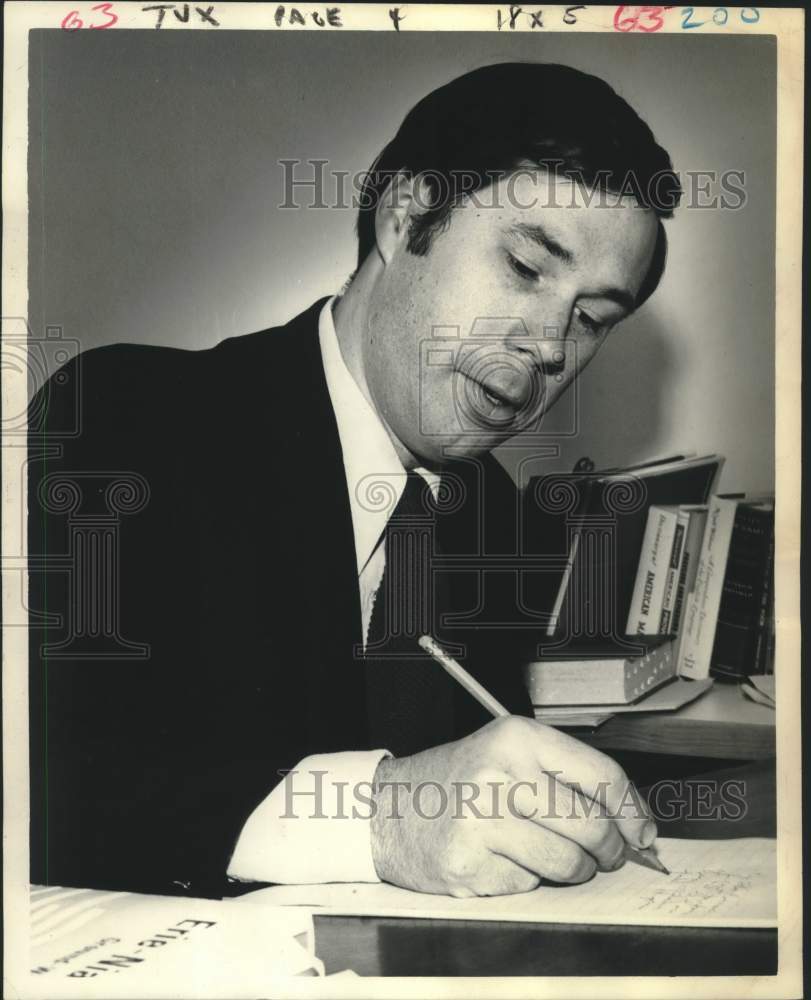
[{"x1": 28, "y1": 63, "x2": 680, "y2": 900}]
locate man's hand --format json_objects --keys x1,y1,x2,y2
[{"x1": 370, "y1": 717, "x2": 656, "y2": 897}]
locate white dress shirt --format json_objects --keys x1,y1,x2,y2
[
  {"x1": 227, "y1": 298, "x2": 438, "y2": 886},
  {"x1": 317, "y1": 296, "x2": 441, "y2": 645}
]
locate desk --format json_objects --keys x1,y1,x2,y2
[
  {"x1": 313, "y1": 760, "x2": 776, "y2": 976},
  {"x1": 579, "y1": 681, "x2": 775, "y2": 760},
  {"x1": 314, "y1": 916, "x2": 776, "y2": 977}
]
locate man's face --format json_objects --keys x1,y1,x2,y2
[{"x1": 362, "y1": 172, "x2": 659, "y2": 467}]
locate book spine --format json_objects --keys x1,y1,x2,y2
[
  {"x1": 671, "y1": 551, "x2": 690, "y2": 638},
  {"x1": 764, "y1": 594, "x2": 776, "y2": 675},
  {"x1": 622, "y1": 639, "x2": 676, "y2": 701},
  {"x1": 672, "y1": 509, "x2": 708, "y2": 641},
  {"x1": 659, "y1": 513, "x2": 689, "y2": 632},
  {"x1": 677, "y1": 498, "x2": 738, "y2": 679},
  {"x1": 625, "y1": 507, "x2": 679, "y2": 635},
  {"x1": 710, "y1": 506, "x2": 774, "y2": 678},
  {"x1": 751, "y1": 525, "x2": 776, "y2": 674}
]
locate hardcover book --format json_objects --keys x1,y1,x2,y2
[
  {"x1": 710, "y1": 501, "x2": 775, "y2": 678},
  {"x1": 625, "y1": 506, "x2": 680, "y2": 635},
  {"x1": 677, "y1": 496, "x2": 739, "y2": 680},
  {"x1": 525, "y1": 636, "x2": 675, "y2": 706}
]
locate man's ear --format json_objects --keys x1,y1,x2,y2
[{"x1": 374, "y1": 171, "x2": 432, "y2": 265}]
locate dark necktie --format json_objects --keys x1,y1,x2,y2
[{"x1": 364, "y1": 472, "x2": 455, "y2": 757}]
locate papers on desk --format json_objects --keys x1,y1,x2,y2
[
  {"x1": 534, "y1": 676, "x2": 714, "y2": 728},
  {"x1": 27, "y1": 884, "x2": 323, "y2": 997},
  {"x1": 246, "y1": 838, "x2": 776, "y2": 930},
  {"x1": 742, "y1": 675, "x2": 776, "y2": 709}
]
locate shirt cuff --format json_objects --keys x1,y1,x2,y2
[{"x1": 227, "y1": 749, "x2": 391, "y2": 885}]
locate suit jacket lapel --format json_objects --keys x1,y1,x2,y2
[{"x1": 255, "y1": 302, "x2": 369, "y2": 750}]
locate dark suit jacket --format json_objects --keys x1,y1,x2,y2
[{"x1": 28, "y1": 299, "x2": 532, "y2": 898}]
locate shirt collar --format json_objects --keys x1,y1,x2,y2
[{"x1": 318, "y1": 297, "x2": 440, "y2": 575}]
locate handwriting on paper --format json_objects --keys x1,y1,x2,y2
[{"x1": 636, "y1": 867, "x2": 762, "y2": 917}]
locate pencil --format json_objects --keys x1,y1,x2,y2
[
  {"x1": 418, "y1": 634, "x2": 510, "y2": 718},
  {"x1": 624, "y1": 843, "x2": 670, "y2": 875},
  {"x1": 418, "y1": 633, "x2": 670, "y2": 877}
]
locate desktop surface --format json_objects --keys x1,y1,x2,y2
[{"x1": 579, "y1": 679, "x2": 775, "y2": 759}]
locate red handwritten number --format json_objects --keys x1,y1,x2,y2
[
  {"x1": 61, "y1": 4, "x2": 117, "y2": 30},
  {"x1": 639, "y1": 6, "x2": 670, "y2": 31},
  {"x1": 90, "y1": 2, "x2": 118, "y2": 28},
  {"x1": 61, "y1": 10, "x2": 83, "y2": 30},
  {"x1": 613, "y1": 5, "x2": 637, "y2": 30},
  {"x1": 613, "y1": 6, "x2": 671, "y2": 32}
]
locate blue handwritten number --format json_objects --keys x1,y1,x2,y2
[
  {"x1": 681, "y1": 7, "x2": 704, "y2": 29},
  {"x1": 712, "y1": 7, "x2": 727, "y2": 25},
  {"x1": 741, "y1": 7, "x2": 759, "y2": 22}
]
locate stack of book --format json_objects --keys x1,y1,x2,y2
[
  {"x1": 627, "y1": 494, "x2": 775, "y2": 681},
  {"x1": 523, "y1": 455, "x2": 775, "y2": 726}
]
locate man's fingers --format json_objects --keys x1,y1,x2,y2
[
  {"x1": 513, "y1": 718, "x2": 657, "y2": 849},
  {"x1": 611, "y1": 781, "x2": 658, "y2": 848},
  {"x1": 485, "y1": 815, "x2": 597, "y2": 885},
  {"x1": 452, "y1": 853, "x2": 541, "y2": 898},
  {"x1": 509, "y1": 774, "x2": 626, "y2": 872}
]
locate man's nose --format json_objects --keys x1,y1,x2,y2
[
  {"x1": 537, "y1": 338, "x2": 568, "y2": 378},
  {"x1": 505, "y1": 323, "x2": 569, "y2": 378}
]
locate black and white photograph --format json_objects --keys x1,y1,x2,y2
[{"x1": 2, "y1": 2, "x2": 803, "y2": 995}]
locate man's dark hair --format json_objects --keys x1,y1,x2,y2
[{"x1": 356, "y1": 62, "x2": 681, "y2": 306}]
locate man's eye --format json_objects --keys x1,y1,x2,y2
[
  {"x1": 574, "y1": 307, "x2": 606, "y2": 336},
  {"x1": 507, "y1": 253, "x2": 539, "y2": 282}
]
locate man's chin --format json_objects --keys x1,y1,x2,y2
[{"x1": 414, "y1": 431, "x2": 517, "y2": 466}]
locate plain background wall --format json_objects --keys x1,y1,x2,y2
[{"x1": 28, "y1": 30, "x2": 775, "y2": 494}]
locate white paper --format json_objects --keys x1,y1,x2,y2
[
  {"x1": 27, "y1": 885, "x2": 322, "y2": 997},
  {"x1": 749, "y1": 675, "x2": 776, "y2": 700},
  {"x1": 245, "y1": 838, "x2": 776, "y2": 929}
]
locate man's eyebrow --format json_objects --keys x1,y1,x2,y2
[
  {"x1": 593, "y1": 287, "x2": 637, "y2": 314},
  {"x1": 509, "y1": 222, "x2": 574, "y2": 265},
  {"x1": 509, "y1": 222, "x2": 637, "y2": 313}
]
